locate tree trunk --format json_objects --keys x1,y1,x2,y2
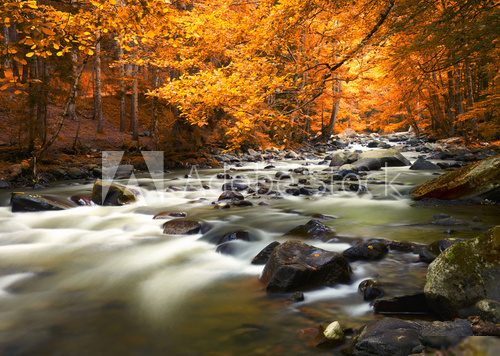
[
  {"x1": 324, "y1": 77, "x2": 341, "y2": 139},
  {"x1": 151, "y1": 67, "x2": 160, "y2": 149},
  {"x1": 95, "y1": 35, "x2": 104, "y2": 133},
  {"x1": 118, "y1": 44, "x2": 126, "y2": 132},
  {"x1": 131, "y1": 65, "x2": 139, "y2": 141},
  {"x1": 465, "y1": 60, "x2": 474, "y2": 109}
]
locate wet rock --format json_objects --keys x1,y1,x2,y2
[
  {"x1": 0, "y1": 180, "x2": 10, "y2": 189},
  {"x1": 218, "y1": 191, "x2": 244, "y2": 201},
  {"x1": 293, "y1": 167, "x2": 309, "y2": 174},
  {"x1": 352, "y1": 158, "x2": 382, "y2": 171},
  {"x1": 11, "y1": 193, "x2": 76, "y2": 212},
  {"x1": 330, "y1": 151, "x2": 358, "y2": 167},
  {"x1": 216, "y1": 173, "x2": 232, "y2": 179},
  {"x1": 353, "y1": 318, "x2": 472, "y2": 356},
  {"x1": 251, "y1": 241, "x2": 281, "y2": 265},
  {"x1": 283, "y1": 219, "x2": 336, "y2": 241},
  {"x1": 275, "y1": 171, "x2": 291, "y2": 180},
  {"x1": 424, "y1": 226, "x2": 500, "y2": 319},
  {"x1": 473, "y1": 299, "x2": 500, "y2": 323},
  {"x1": 411, "y1": 155, "x2": 500, "y2": 201},
  {"x1": 432, "y1": 216, "x2": 467, "y2": 226},
  {"x1": 162, "y1": 218, "x2": 202, "y2": 235},
  {"x1": 290, "y1": 291, "x2": 305, "y2": 302},
  {"x1": 409, "y1": 157, "x2": 440, "y2": 170},
  {"x1": 367, "y1": 141, "x2": 379, "y2": 148},
  {"x1": 418, "y1": 239, "x2": 462, "y2": 263},
  {"x1": 358, "y1": 148, "x2": 411, "y2": 167},
  {"x1": 385, "y1": 240, "x2": 417, "y2": 253},
  {"x1": 222, "y1": 181, "x2": 248, "y2": 191},
  {"x1": 153, "y1": 211, "x2": 187, "y2": 219},
  {"x1": 373, "y1": 293, "x2": 432, "y2": 315},
  {"x1": 285, "y1": 150, "x2": 299, "y2": 159},
  {"x1": 343, "y1": 241, "x2": 388, "y2": 261},
  {"x1": 231, "y1": 199, "x2": 253, "y2": 207},
  {"x1": 468, "y1": 316, "x2": 500, "y2": 336},
  {"x1": 215, "y1": 232, "x2": 251, "y2": 254},
  {"x1": 260, "y1": 241, "x2": 351, "y2": 292},
  {"x1": 358, "y1": 279, "x2": 384, "y2": 301},
  {"x1": 70, "y1": 194, "x2": 94, "y2": 206},
  {"x1": 323, "y1": 321, "x2": 344, "y2": 342},
  {"x1": 91, "y1": 179, "x2": 139, "y2": 206}
]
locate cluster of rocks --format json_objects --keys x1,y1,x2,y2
[{"x1": 288, "y1": 226, "x2": 500, "y2": 355}]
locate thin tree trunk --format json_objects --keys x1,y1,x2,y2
[
  {"x1": 151, "y1": 67, "x2": 160, "y2": 149},
  {"x1": 454, "y1": 65, "x2": 464, "y2": 116},
  {"x1": 118, "y1": 44, "x2": 126, "y2": 132},
  {"x1": 131, "y1": 65, "x2": 139, "y2": 141},
  {"x1": 465, "y1": 60, "x2": 474, "y2": 108},
  {"x1": 324, "y1": 77, "x2": 341, "y2": 139},
  {"x1": 95, "y1": 35, "x2": 104, "y2": 133}
]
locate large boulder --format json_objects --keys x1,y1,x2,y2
[
  {"x1": 411, "y1": 155, "x2": 500, "y2": 201},
  {"x1": 424, "y1": 226, "x2": 500, "y2": 319},
  {"x1": 11, "y1": 193, "x2": 76, "y2": 212},
  {"x1": 91, "y1": 179, "x2": 139, "y2": 205},
  {"x1": 260, "y1": 241, "x2": 351, "y2": 292},
  {"x1": 353, "y1": 318, "x2": 472, "y2": 356},
  {"x1": 329, "y1": 151, "x2": 358, "y2": 167},
  {"x1": 358, "y1": 149, "x2": 411, "y2": 167}
]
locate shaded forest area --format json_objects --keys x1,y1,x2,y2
[{"x1": 0, "y1": 0, "x2": 498, "y2": 170}]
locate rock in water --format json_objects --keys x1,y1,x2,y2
[
  {"x1": 91, "y1": 179, "x2": 139, "y2": 205},
  {"x1": 424, "y1": 226, "x2": 500, "y2": 319},
  {"x1": 353, "y1": 318, "x2": 472, "y2": 356},
  {"x1": 11, "y1": 193, "x2": 76, "y2": 212},
  {"x1": 410, "y1": 157, "x2": 440, "y2": 170},
  {"x1": 251, "y1": 241, "x2": 281, "y2": 265},
  {"x1": 358, "y1": 148, "x2": 411, "y2": 167},
  {"x1": 283, "y1": 219, "x2": 336, "y2": 241},
  {"x1": 411, "y1": 155, "x2": 500, "y2": 201},
  {"x1": 215, "y1": 231, "x2": 252, "y2": 254},
  {"x1": 323, "y1": 321, "x2": 344, "y2": 342},
  {"x1": 260, "y1": 241, "x2": 351, "y2": 292},
  {"x1": 373, "y1": 293, "x2": 432, "y2": 315},
  {"x1": 163, "y1": 219, "x2": 202, "y2": 235},
  {"x1": 343, "y1": 241, "x2": 388, "y2": 261},
  {"x1": 358, "y1": 279, "x2": 384, "y2": 301}
]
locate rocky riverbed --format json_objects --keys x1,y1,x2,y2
[{"x1": 0, "y1": 131, "x2": 499, "y2": 355}]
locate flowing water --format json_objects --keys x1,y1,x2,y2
[{"x1": 0, "y1": 151, "x2": 498, "y2": 355}]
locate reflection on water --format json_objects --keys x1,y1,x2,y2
[{"x1": 0, "y1": 158, "x2": 498, "y2": 355}]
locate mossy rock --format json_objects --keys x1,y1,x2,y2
[
  {"x1": 412, "y1": 155, "x2": 500, "y2": 201},
  {"x1": 424, "y1": 226, "x2": 500, "y2": 319},
  {"x1": 91, "y1": 179, "x2": 139, "y2": 206}
]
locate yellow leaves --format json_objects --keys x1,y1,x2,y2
[
  {"x1": 56, "y1": 51, "x2": 64, "y2": 56},
  {"x1": 40, "y1": 27, "x2": 55, "y2": 36},
  {"x1": 87, "y1": 48, "x2": 95, "y2": 56},
  {"x1": 0, "y1": 83, "x2": 10, "y2": 91},
  {"x1": 4, "y1": 17, "x2": 10, "y2": 25},
  {"x1": 26, "y1": 1, "x2": 38, "y2": 9},
  {"x1": 53, "y1": 43, "x2": 60, "y2": 50},
  {"x1": 26, "y1": 52, "x2": 35, "y2": 58}
]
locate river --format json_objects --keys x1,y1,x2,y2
[{"x1": 0, "y1": 147, "x2": 498, "y2": 355}]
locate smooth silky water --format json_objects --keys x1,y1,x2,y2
[{"x1": 0, "y1": 154, "x2": 499, "y2": 355}]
